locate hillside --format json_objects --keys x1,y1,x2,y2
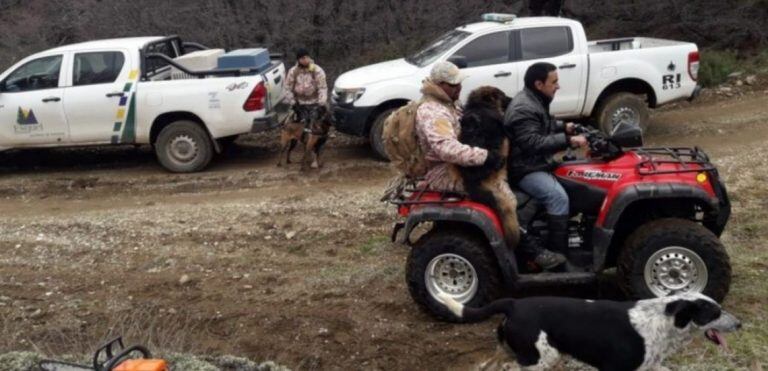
[{"x1": 1, "y1": 0, "x2": 766, "y2": 79}]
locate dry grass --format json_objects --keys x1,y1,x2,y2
[
  {"x1": 0, "y1": 306, "x2": 291, "y2": 370},
  {"x1": 668, "y1": 139, "x2": 768, "y2": 370},
  {"x1": 0, "y1": 304, "x2": 211, "y2": 359}
]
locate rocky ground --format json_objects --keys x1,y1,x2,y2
[{"x1": 0, "y1": 83, "x2": 767, "y2": 370}]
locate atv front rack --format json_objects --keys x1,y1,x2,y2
[{"x1": 634, "y1": 147, "x2": 716, "y2": 175}]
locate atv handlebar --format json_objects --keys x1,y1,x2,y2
[{"x1": 572, "y1": 124, "x2": 623, "y2": 160}]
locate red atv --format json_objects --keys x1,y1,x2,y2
[{"x1": 389, "y1": 123, "x2": 732, "y2": 321}]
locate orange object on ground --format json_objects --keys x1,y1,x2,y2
[{"x1": 113, "y1": 359, "x2": 168, "y2": 371}]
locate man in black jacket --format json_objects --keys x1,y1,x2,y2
[{"x1": 504, "y1": 62, "x2": 587, "y2": 259}]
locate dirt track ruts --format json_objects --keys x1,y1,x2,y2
[{"x1": 1, "y1": 90, "x2": 767, "y2": 370}]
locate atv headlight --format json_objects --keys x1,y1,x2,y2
[
  {"x1": 334, "y1": 87, "x2": 366, "y2": 105},
  {"x1": 696, "y1": 172, "x2": 708, "y2": 183}
]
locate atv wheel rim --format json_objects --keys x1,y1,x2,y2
[
  {"x1": 169, "y1": 135, "x2": 198, "y2": 163},
  {"x1": 426, "y1": 253, "x2": 478, "y2": 304},
  {"x1": 644, "y1": 246, "x2": 709, "y2": 297},
  {"x1": 611, "y1": 106, "x2": 639, "y2": 134}
]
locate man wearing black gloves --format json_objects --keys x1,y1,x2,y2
[{"x1": 505, "y1": 62, "x2": 588, "y2": 263}]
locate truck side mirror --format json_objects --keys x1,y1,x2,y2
[{"x1": 447, "y1": 55, "x2": 468, "y2": 69}]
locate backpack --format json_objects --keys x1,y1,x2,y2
[{"x1": 382, "y1": 99, "x2": 428, "y2": 179}]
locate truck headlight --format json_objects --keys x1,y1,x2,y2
[{"x1": 334, "y1": 88, "x2": 366, "y2": 105}]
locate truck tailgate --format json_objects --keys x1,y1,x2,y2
[
  {"x1": 263, "y1": 61, "x2": 289, "y2": 121},
  {"x1": 585, "y1": 38, "x2": 699, "y2": 110}
]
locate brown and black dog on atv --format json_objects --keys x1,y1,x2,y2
[
  {"x1": 277, "y1": 104, "x2": 332, "y2": 170},
  {"x1": 454, "y1": 86, "x2": 519, "y2": 248}
]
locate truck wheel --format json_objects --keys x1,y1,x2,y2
[
  {"x1": 617, "y1": 218, "x2": 731, "y2": 302},
  {"x1": 369, "y1": 109, "x2": 394, "y2": 161},
  {"x1": 596, "y1": 93, "x2": 649, "y2": 135},
  {"x1": 406, "y1": 229, "x2": 503, "y2": 322},
  {"x1": 155, "y1": 120, "x2": 214, "y2": 173}
]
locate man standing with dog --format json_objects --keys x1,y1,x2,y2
[
  {"x1": 505, "y1": 62, "x2": 588, "y2": 261},
  {"x1": 277, "y1": 48, "x2": 330, "y2": 169},
  {"x1": 285, "y1": 48, "x2": 328, "y2": 108}
]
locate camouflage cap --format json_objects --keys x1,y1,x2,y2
[{"x1": 429, "y1": 61, "x2": 467, "y2": 85}]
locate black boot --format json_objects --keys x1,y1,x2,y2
[
  {"x1": 547, "y1": 214, "x2": 571, "y2": 254},
  {"x1": 534, "y1": 249, "x2": 567, "y2": 270},
  {"x1": 518, "y1": 231, "x2": 565, "y2": 271}
]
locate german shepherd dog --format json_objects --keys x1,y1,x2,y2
[
  {"x1": 276, "y1": 104, "x2": 332, "y2": 170},
  {"x1": 455, "y1": 86, "x2": 519, "y2": 249}
]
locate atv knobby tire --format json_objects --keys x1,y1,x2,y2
[
  {"x1": 406, "y1": 229, "x2": 503, "y2": 322},
  {"x1": 617, "y1": 218, "x2": 731, "y2": 302}
]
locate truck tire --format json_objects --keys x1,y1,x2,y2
[
  {"x1": 617, "y1": 218, "x2": 731, "y2": 302},
  {"x1": 596, "y1": 92, "x2": 650, "y2": 135},
  {"x1": 369, "y1": 109, "x2": 394, "y2": 161},
  {"x1": 406, "y1": 229, "x2": 503, "y2": 322},
  {"x1": 155, "y1": 120, "x2": 214, "y2": 173}
]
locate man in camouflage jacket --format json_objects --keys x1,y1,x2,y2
[
  {"x1": 285, "y1": 48, "x2": 328, "y2": 107},
  {"x1": 415, "y1": 61, "x2": 497, "y2": 191}
]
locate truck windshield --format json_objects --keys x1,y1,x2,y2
[{"x1": 406, "y1": 30, "x2": 470, "y2": 67}]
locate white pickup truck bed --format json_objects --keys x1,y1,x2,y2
[{"x1": 588, "y1": 37, "x2": 692, "y2": 53}]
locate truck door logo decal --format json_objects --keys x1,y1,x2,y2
[
  {"x1": 14, "y1": 107, "x2": 43, "y2": 133},
  {"x1": 567, "y1": 170, "x2": 622, "y2": 182},
  {"x1": 662, "y1": 73, "x2": 682, "y2": 90},
  {"x1": 16, "y1": 107, "x2": 39, "y2": 125},
  {"x1": 111, "y1": 69, "x2": 139, "y2": 144}
]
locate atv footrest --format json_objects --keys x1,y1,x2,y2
[{"x1": 517, "y1": 272, "x2": 597, "y2": 287}]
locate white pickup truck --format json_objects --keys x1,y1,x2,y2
[
  {"x1": 0, "y1": 36, "x2": 288, "y2": 172},
  {"x1": 332, "y1": 15, "x2": 701, "y2": 159}
]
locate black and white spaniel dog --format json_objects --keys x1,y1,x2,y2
[{"x1": 439, "y1": 292, "x2": 741, "y2": 370}]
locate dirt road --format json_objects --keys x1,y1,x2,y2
[{"x1": 1, "y1": 90, "x2": 767, "y2": 370}]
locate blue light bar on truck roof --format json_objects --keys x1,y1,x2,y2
[{"x1": 481, "y1": 13, "x2": 517, "y2": 23}]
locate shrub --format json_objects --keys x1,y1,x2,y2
[{"x1": 698, "y1": 50, "x2": 742, "y2": 87}]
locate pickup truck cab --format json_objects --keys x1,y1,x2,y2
[
  {"x1": 332, "y1": 15, "x2": 701, "y2": 159},
  {"x1": 0, "y1": 36, "x2": 288, "y2": 172}
]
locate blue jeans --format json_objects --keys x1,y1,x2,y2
[{"x1": 518, "y1": 171, "x2": 569, "y2": 216}]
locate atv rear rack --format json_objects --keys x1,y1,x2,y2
[
  {"x1": 391, "y1": 186, "x2": 465, "y2": 206},
  {"x1": 382, "y1": 177, "x2": 466, "y2": 206},
  {"x1": 634, "y1": 147, "x2": 716, "y2": 175}
]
